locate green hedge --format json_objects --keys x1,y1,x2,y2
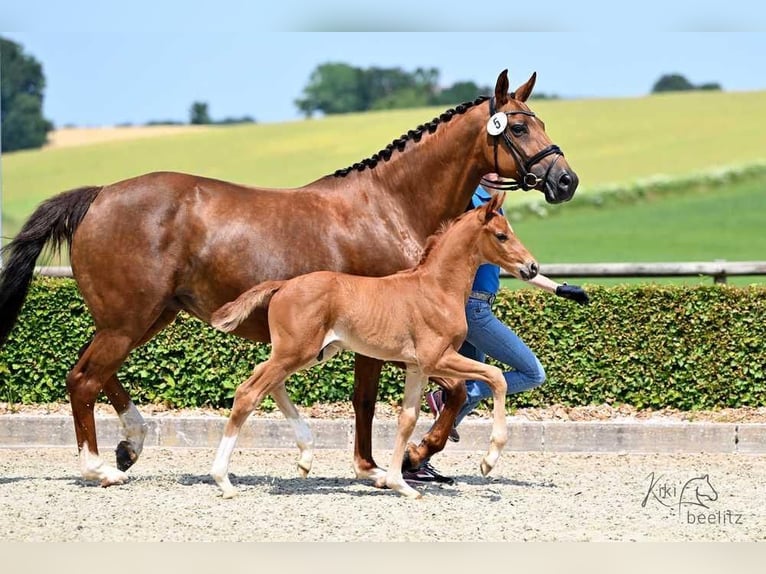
[{"x1": 1, "y1": 278, "x2": 765, "y2": 411}]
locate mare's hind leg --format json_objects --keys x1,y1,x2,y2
[
  {"x1": 403, "y1": 376, "x2": 466, "y2": 471},
  {"x1": 352, "y1": 354, "x2": 387, "y2": 483},
  {"x1": 103, "y1": 309, "x2": 179, "y2": 471},
  {"x1": 67, "y1": 330, "x2": 137, "y2": 486}
]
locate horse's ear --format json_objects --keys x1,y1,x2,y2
[
  {"x1": 483, "y1": 192, "x2": 506, "y2": 222},
  {"x1": 514, "y1": 72, "x2": 537, "y2": 102},
  {"x1": 494, "y1": 69, "x2": 510, "y2": 106}
]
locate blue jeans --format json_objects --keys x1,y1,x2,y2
[{"x1": 454, "y1": 297, "x2": 546, "y2": 427}]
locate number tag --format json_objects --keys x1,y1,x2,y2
[{"x1": 486, "y1": 112, "x2": 508, "y2": 136}]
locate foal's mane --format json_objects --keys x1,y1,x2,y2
[
  {"x1": 333, "y1": 95, "x2": 490, "y2": 178},
  {"x1": 406, "y1": 209, "x2": 473, "y2": 270}
]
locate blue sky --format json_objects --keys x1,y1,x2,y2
[{"x1": 2, "y1": 1, "x2": 765, "y2": 128}]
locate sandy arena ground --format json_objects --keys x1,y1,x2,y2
[{"x1": 1, "y1": 447, "x2": 763, "y2": 542}]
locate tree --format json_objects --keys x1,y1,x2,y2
[
  {"x1": 189, "y1": 101, "x2": 211, "y2": 124},
  {"x1": 651, "y1": 73, "x2": 723, "y2": 94},
  {"x1": 1, "y1": 37, "x2": 53, "y2": 152},
  {"x1": 295, "y1": 62, "x2": 366, "y2": 117},
  {"x1": 432, "y1": 81, "x2": 484, "y2": 106}
]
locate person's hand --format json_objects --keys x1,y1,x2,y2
[{"x1": 555, "y1": 283, "x2": 590, "y2": 305}]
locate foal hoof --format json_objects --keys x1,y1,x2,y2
[
  {"x1": 297, "y1": 462, "x2": 311, "y2": 478},
  {"x1": 99, "y1": 468, "x2": 129, "y2": 488},
  {"x1": 115, "y1": 440, "x2": 138, "y2": 471},
  {"x1": 480, "y1": 459, "x2": 493, "y2": 477}
]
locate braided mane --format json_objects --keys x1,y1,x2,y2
[{"x1": 333, "y1": 95, "x2": 490, "y2": 177}]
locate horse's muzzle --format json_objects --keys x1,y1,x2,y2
[
  {"x1": 545, "y1": 169, "x2": 578, "y2": 204},
  {"x1": 519, "y1": 261, "x2": 539, "y2": 281}
]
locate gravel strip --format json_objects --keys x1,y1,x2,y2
[{"x1": 1, "y1": 447, "x2": 763, "y2": 541}]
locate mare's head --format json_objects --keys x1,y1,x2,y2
[
  {"x1": 482, "y1": 69, "x2": 578, "y2": 204},
  {"x1": 473, "y1": 192, "x2": 538, "y2": 280}
]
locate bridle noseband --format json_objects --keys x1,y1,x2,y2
[{"x1": 483, "y1": 95, "x2": 564, "y2": 192}]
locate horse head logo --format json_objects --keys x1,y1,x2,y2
[{"x1": 678, "y1": 474, "x2": 719, "y2": 512}]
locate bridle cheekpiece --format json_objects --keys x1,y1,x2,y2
[{"x1": 482, "y1": 95, "x2": 564, "y2": 192}]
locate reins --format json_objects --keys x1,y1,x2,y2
[{"x1": 482, "y1": 95, "x2": 564, "y2": 192}]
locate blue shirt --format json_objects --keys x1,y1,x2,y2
[{"x1": 469, "y1": 186, "x2": 502, "y2": 295}]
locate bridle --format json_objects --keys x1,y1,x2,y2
[{"x1": 482, "y1": 95, "x2": 564, "y2": 192}]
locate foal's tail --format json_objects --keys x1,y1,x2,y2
[
  {"x1": 211, "y1": 280, "x2": 285, "y2": 333},
  {"x1": 0, "y1": 186, "x2": 102, "y2": 345}
]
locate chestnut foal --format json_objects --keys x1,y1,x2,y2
[{"x1": 210, "y1": 192, "x2": 537, "y2": 499}]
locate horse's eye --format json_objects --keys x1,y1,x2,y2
[
  {"x1": 495, "y1": 232, "x2": 509, "y2": 242},
  {"x1": 511, "y1": 124, "x2": 526, "y2": 136}
]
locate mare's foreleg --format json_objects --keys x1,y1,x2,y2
[
  {"x1": 351, "y1": 354, "x2": 386, "y2": 483},
  {"x1": 403, "y1": 376, "x2": 466, "y2": 470}
]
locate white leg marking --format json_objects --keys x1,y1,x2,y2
[
  {"x1": 119, "y1": 402, "x2": 147, "y2": 456},
  {"x1": 273, "y1": 384, "x2": 315, "y2": 477},
  {"x1": 79, "y1": 441, "x2": 129, "y2": 486},
  {"x1": 481, "y1": 366, "x2": 509, "y2": 476},
  {"x1": 386, "y1": 369, "x2": 426, "y2": 499},
  {"x1": 211, "y1": 434, "x2": 239, "y2": 498}
]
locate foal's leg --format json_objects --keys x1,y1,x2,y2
[
  {"x1": 268, "y1": 343, "x2": 342, "y2": 478},
  {"x1": 432, "y1": 350, "x2": 508, "y2": 476},
  {"x1": 271, "y1": 383, "x2": 314, "y2": 477},
  {"x1": 211, "y1": 359, "x2": 294, "y2": 498},
  {"x1": 384, "y1": 368, "x2": 427, "y2": 499},
  {"x1": 403, "y1": 376, "x2": 467, "y2": 471},
  {"x1": 351, "y1": 354, "x2": 387, "y2": 482}
]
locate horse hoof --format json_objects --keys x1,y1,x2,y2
[
  {"x1": 221, "y1": 489, "x2": 238, "y2": 499},
  {"x1": 373, "y1": 476, "x2": 388, "y2": 489},
  {"x1": 100, "y1": 470, "x2": 129, "y2": 488},
  {"x1": 480, "y1": 459, "x2": 493, "y2": 477},
  {"x1": 297, "y1": 463, "x2": 311, "y2": 478},
  {"x1": 115, "y1": 440, "x2": 138, "y2": 471}
]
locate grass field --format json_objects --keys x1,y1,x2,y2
[
  {"x1": 501, "y1": 175, "x2": 766, "y2": 287},
  {"x1": 2, "y1": 89, "x2": 765, "y2": 281}
]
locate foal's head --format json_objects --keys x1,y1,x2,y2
[{"x1": 474, "y1": 192, "x2": 538, "y2": 281}]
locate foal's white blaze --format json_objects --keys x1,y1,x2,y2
[
  {"x1": 119, "y1": 402, "x2": 147, "y2": 455},
  {"x1": 79, "y1": 441, "x2": 129, "y2": 486},
  {"x1": 211, "y1": 434, "x2": 239, "y2": 498}
]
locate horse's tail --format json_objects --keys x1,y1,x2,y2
[
  {"x1": 0, "y1": 186, "x2": 102, "y2": 345},
  {"x1": 211, "y1": 280, "x2": 286, "y2": 333}
]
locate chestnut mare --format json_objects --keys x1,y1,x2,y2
[
  {"x1": 210, "y1": 192, "x2": 537, "y2": 498},
  {"x1": 0, "y1": 69, "x2": 577, "y2": 487}
]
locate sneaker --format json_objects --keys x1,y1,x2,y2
[
  {"x1": 402, "y1": 461, "x2": 455, "y2": 486},
  {"x1": 426, "y1": 390, "x2": 445, "y2": 417},
  {"x1": 426, "y1": 390, "x2": 461, "y2": 443}
]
